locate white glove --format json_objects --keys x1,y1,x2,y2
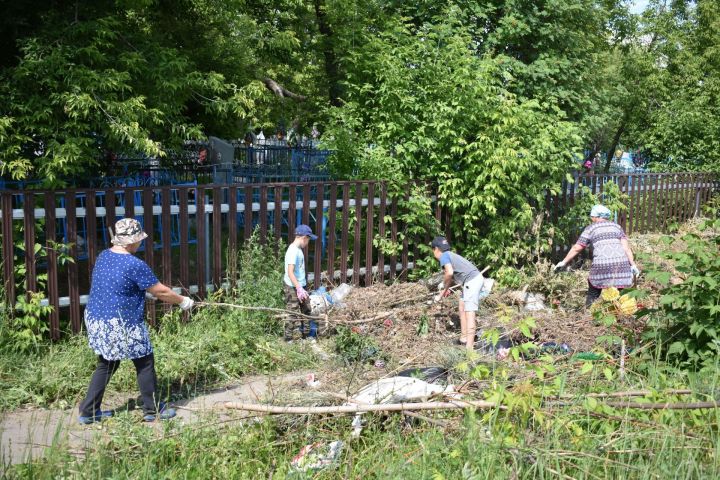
[
  {"x1": 296, "y1": 287, "x2": 309, "y2": 302},
  {"x1": 631, "y1": 265, "x2": 641, "y2": 277},
  {"x1": 179, "y1": 296, "x2": 194, "y2": 311},
  {"x1": 553, "y1": 261, "x2": 567, "y2": 271},
  {"x1": 433, "y1": 289, "x2": 451, "y2": 303}
]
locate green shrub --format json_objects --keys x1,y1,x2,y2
[
  {"x1": 642, "y1": 216, "x2": 720, "y2": 367},
  {"x1": 334, "y1": 326, "x2": 381, "y2": 364}
]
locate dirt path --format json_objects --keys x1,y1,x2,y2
[{"x1": 0, "y1": 372, "x2": 308, "y2": 469}]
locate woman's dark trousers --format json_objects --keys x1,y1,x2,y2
[{"x1": 79, "y1": 353, "x2": 158, "y2": 416}]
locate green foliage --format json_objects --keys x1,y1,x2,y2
[
  {"x1": 1, "y1": 292, "x2": 52, "y2": 353},
  {"x1": 630, "y1": 0, "x2": 720, "y2": 171},
  {"x1": 326, "y1": 13, "x2": 581, "y2": 269},
  {"x1": 1, "y1": 240, "x2": 74, "y2": 353},
  {"x1": 556, "y1": 181, "x2": 629, "y2": 245},
  {"x1": 642, "y1": 216, "x2": 720, "y2": 366},
  {"x1": 334, "y1": 326, "x2": 381, "y2": 364}
]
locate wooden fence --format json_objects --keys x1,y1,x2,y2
[
  {"x1": 551, "y1": 172, "x2": 716, "y2": 235},
  {"x1": 1, "y1": 181, "x2": 433, "y2": 339},
  {"x1": 0, "y1": 173, "x2": 715, "y2": 339}
]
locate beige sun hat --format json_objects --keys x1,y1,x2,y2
[{"x1": 111, "y1": 218, "x2": 148, "y2": 246}]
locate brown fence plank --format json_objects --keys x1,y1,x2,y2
[
  {"x1": 652, "y1": 174, "x2": 661, "y2": 232},
  {"x1": 640, "y1": 174, "x2": 650, "y2": 233},
  {"x1": 365, "y1": 182, "x2": 375, "y2": 286},
  {"x1": 196, "y1": 188, "x2": 207, "y2": 298},
  {"x1": 353, "y1": 182, "x2": 362, "y2": 286},
  {"x1": 678, "y1": 173, "x2": 687, "y2": 222},
  {"x1": 273, "y1": 186, "x2": 282, "y2": 247},
  {"x1": 85, "y1": 191, "x2": 98, "y2": 274},
  {"x1": 23, "y1": 192, "x2": 36, "y2": 294},
  {"x1": 104, "y1": 188, "x2": 116, "y2": 237},
  {"x1": 673, "y1": 173, "x2": 682, "y2": 225},
  {"x1": 228, "y1": 186, "x2": 238, "y2": 255},
  {"x1": 161, "y1": 188, "x2": 172, "y2": 292},
  {"x1": 288, "y1": 186, "x2": 297, "y2": 243},
  {"x1": 65, "y1": 190, "x2": 81, "y2": 333},
  {"x1": 656, "y1": 174, "x2": 665, "y2": 230},
  {"x1": 44, "y1": 193, "x2": 60, "y2": 340},
  {"x1": 244, "y1": 186, "x2": 253, "y2": 241},
  {"x1": 667, "y1": 173, "x2": 675, "y2": 228},
  {"x1": 401, "y1": 187, "x2": 409, "y2": 280},
  {"x1": 389, "y1": 193, "x2": 398, "y2": 281},
  {"x1": 340, "y1": 184, "x2": 350, "y2": 284},
  {"x1": 142, "y1": 188, "x2": 156, "y2": 326},
  {"x1": 259, "y1": 185, "x2": 268, "y2": 244},
  {"x1": 377, "y1": 182, "x2": 387, "y2": 284},
  {"x1": 302, "y1": 184, "x2": 311, "y2": 227},
  {"x1": 326, "y1": 184, "x2": 338, "y2": 284},
  {"x1": 213, "y1": 187, "x2": 222, "y2": 287},
  {"x1": 618, "y1": 176, "x2": 628, "y2": 231},
  {"x1": 684, "y1": 173, "x2": 693, "y2": 222},
  {"x1": 701, "y1": 173, "x2": 710, "y2": 207},
  {"x1": 314, "y1": 183, "x2": 324, "y2": 289},
  {"x1": 1, "y1": 193, "x2": 14, "y2": 307},
  {"x1": 124, "y1": 189, "x2": 135, "y2": 219},
  {"x1": 179, "y1": 188, "x2": 189, "y2": 294}
]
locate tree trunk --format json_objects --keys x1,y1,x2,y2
[
  {"x1": 604, "y1": 122, "x2": 626, "y2": 172},
  {"x1": 314, "y1": 0, "x2": 342, "y2": 107}
]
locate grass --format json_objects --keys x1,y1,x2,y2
[
  {"x1": 4, "y1": 228, "x2": 720, "y2": 478},
  {"x1": 0, "y1": 308, "x2": 318, "y2": 412},
  {"x1": 5, "y1": 358, "x2": 720, "y2": 479}
]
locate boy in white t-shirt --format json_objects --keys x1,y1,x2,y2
[{"x1": 283, "y1": 224, "x2": 317, "y2": 341}]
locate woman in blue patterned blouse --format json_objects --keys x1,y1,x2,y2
[{"x1": 78, "y1": 218, "x2": 194, "y2": 424}]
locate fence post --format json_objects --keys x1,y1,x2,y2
[
  {"x1": 23, "y1": 192, "x2": 36, "y2": 295},
  {"x1": 64, "y1": 190, "x2": 81, "y2": 334},
  {"x1": 44, "y1": 193, "x2": 60, "y2": 340}
]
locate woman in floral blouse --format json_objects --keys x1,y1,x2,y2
[
  {"x1": 78, "y1": 218, "x2": 194, "y2": 424},
  {"x1": 554, "y1": 205, "x2": 640, "y2": 307}
]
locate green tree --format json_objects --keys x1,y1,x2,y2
[{"x1": 325, "y1": 13, "x2": 581, "y2": 267}]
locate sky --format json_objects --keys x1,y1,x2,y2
[{"x1": 629, "y1": 0, "x2": 651, "y2": 15}]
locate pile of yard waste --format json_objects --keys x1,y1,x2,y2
[{"x1": 275, "y1": 226, "x2": 693, "y2": 407}]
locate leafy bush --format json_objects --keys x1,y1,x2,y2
[
  {"x1": 555, "y1": 182, "x2": 628, "y2": 247},
  {"x1": 324, "y1": 13, "x2": 580, "y2": 270},
  {"x1": 334, "y1": 326, "x2": 381, "y2": 364},
  {"x1": 642, "y1": 217, "x2": 720, "y2": 367}
]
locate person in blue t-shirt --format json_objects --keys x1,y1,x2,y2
[
  {"x1": 283, "y1": 224, "x2": 317, "y2": 341},
  {"x1": 78, "y1": 218, "x2": 194, "y2": 424},
  {"x1": 431, "y1": 236, "x2": 485, "y2": 350}
]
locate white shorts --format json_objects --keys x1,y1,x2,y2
[{"x1": 462, "y1": 275, "x2": 493, "y2": 312}]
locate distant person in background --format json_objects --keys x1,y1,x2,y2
[
  {"x1": 197, "y1": 147, "x2": 207, "y2": 165},
  {"x1": 78, "y1": 218, "x2": 194, "y2": 424},
  {"x1": 283, "y1": 225, "x2": 317, "y2": 341},
  {"x1": 553, "y1": 205, "x2": 640, "y2": 307},
  {"x1": 583, "y1": 158, "x2": 594, "y2": 174}
]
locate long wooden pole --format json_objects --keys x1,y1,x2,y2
[{"x1": 225, "y1": 400, "x2": 502, "y2": 414}]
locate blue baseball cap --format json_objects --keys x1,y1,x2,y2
[
  {"x1": 431, "y1": 236, "x2": 451, "y2": 252},
  {"x1": 295, "y1": 224, "x2": 317, "y2": 240}
]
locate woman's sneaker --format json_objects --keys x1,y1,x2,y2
[
  {"x1": 143, "y1": 402, "x2": 176, "y2": 422},
  {"x1": 78, "y1": 410, "x2": 113, "y2": 425}
]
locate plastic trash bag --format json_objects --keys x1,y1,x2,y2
[{"x1": 290, "y1": 440, "x2": 344, "y2": 472}]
